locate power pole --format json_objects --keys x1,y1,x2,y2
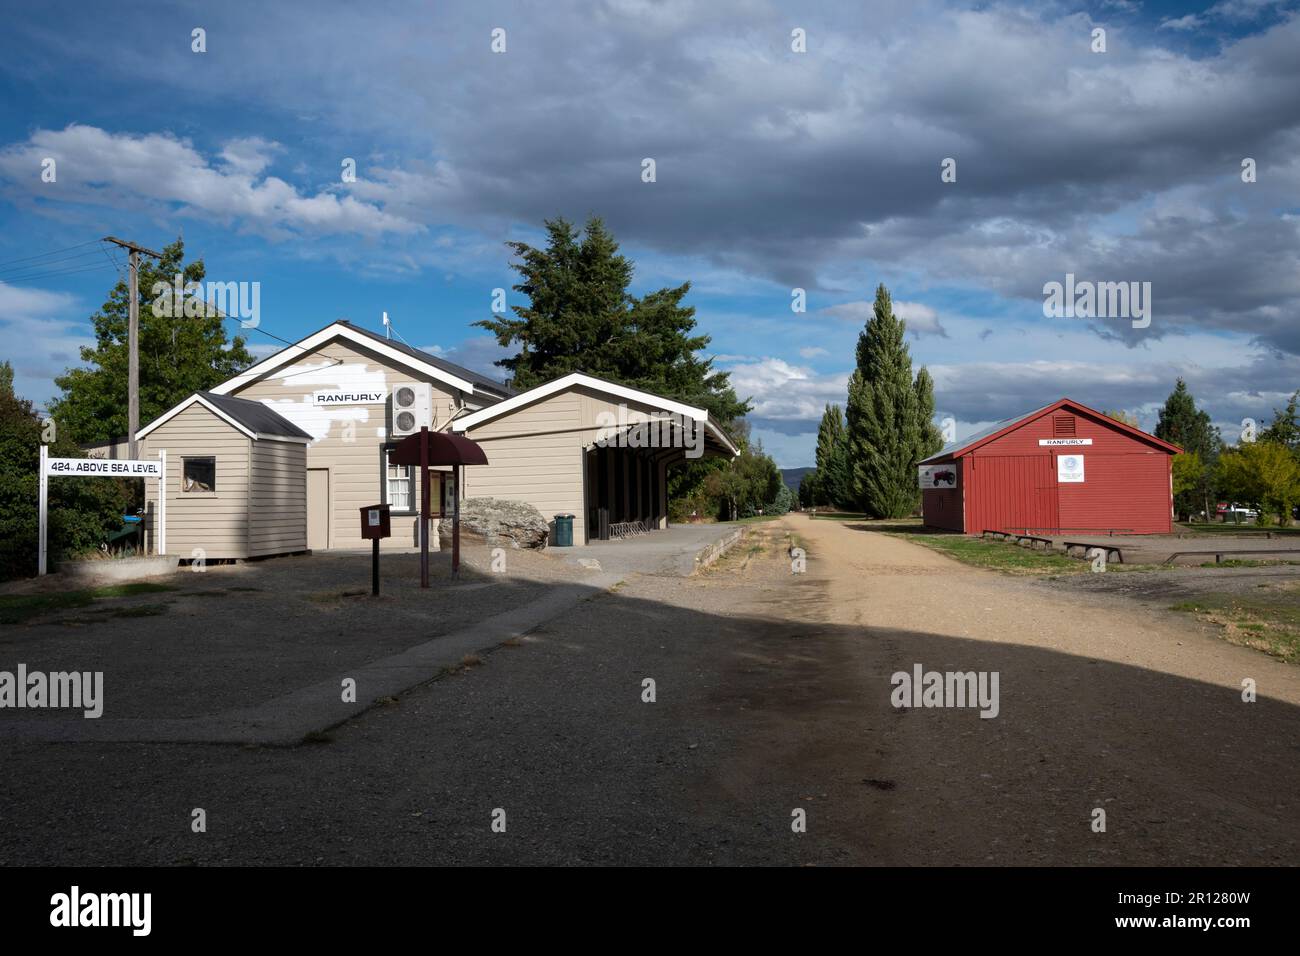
[{"x1": 103, "y1": 236, "x2": 163, "y2": 458}]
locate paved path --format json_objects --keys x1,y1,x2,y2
[
  {"x1": 555, "y1": 523, "x2": 745, "y2": 576},
  {"x1": 0, "y1": 524, "x2": 744, "y2": 745}
]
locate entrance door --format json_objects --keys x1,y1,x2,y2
[{"x1": 307, "y1": 468, "x2": 329, "y2": 550}]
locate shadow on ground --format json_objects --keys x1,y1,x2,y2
[{"x1": 0, "y1": 537, "x2": 1295, "y2": 866}]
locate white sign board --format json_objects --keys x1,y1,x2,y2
[
  {"x1": 45, "y1": 457, "x2": 162, "y2": 478},
  {"x1": 313, "y1": 389, "x2": 387, "y2": 406},
  {"x1": 368, "y1": 509, "x2": 380, "y2": 527},
  {"x1": 918, "y1": 464, "x2": 958, "y2": 489},
  {"x1": 1039, "y1": 438, "x2": 1092, "y2": 446},
  {"x1": 37, "y1": 446, "x2": 166, "y2": 575},
  {"x1": 1057, "y1": 454, "x2": 1085, "y2": 483}
]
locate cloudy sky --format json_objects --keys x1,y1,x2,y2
[{"x1": 2, "y1": 0, "x2": 1298, "y2": 466}]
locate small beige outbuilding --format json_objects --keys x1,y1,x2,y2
[{"x1": 135, "y1": 391, "x2": 313, "y2": 561}]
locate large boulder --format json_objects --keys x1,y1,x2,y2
[{"x1": 458, "y1": 497, "x2": 550, "y2": 549}]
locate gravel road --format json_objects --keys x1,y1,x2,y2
[{"x1": 1, "y1": 515, "x2": 1296, "y2": 865}]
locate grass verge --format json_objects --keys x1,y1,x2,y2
[
  {"x1": 1171, "y1": 584, "x2": 1300, "y2": 663},
  {"x1": 899, "y1": 533, "x2": 1086, "y2": 574},
  {"x1": 0, "y1": 582, "x2": 176, "y2": 626}
]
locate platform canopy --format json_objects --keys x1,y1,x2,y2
[{"x1": 389, "y1": 429, "x2": 489, "y2": 466}]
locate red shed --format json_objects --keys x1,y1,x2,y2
[{"x1": 920, "y1": 398, "x2": 1181, "y2": 535}]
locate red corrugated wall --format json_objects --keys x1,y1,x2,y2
[
  {"x1": 1058, "y1": 454, "x2": 1171, "y2": 533},
  {"x1": 959, "y1": 405, "x2": 1174, "y2": 535},
  {"x1": 965, "y1": 455, "x2": 1058, "y2": 534}
]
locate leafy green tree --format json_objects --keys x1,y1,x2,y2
[
  {"x1": 1216, "y1": 441, "x2": 1300, "y2": 526},
  {"x1": 477, "y1": 217, "x2": 748, "y2": 424},
  {"x1": 1170, "y1": 451, "x2": 1208, "y2": 520},
  {"x1": 813, "y1": 404, "x2": 851, "y2": 508},
  {"x1": 797, "y1": 470, "x2": 820, "y2": 509},
  {"x1": 765, "y1": 483, "x2": 796, "y2": 516},
  {"x1": 1260, "y1": 390, "x2": 1299, "y2": 454},
  {"x1": 1, "y1": 364, "x2": 127, "y2": 579},
  {"x1": 1102, "y1": 409, "x2": 1139, "y2": 427},
  {"x1": 845, "y1": 284, "x2": 938, "y2": 517},
  {"x1": 1154, "y1": 379, "x2": 1220, "y2": 519},
  {"x1": 49, "y1": 238, "x2": 254, "y2": 445},
  {"x1": 705, "y1": 439, "x2": 782, "y2": 520}
]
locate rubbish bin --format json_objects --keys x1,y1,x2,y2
[{"x1": 553, "y1": 514, "x2": 574, "y2": 547}]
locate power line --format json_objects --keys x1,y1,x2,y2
[
  {"x1": 0, "y1": 261, "x2": 115, "y2": 284},
  {"x1": 0, "y1": 239, "x2": 102, "y2": 269},
  {"x1": 0, "y1": 247, "x2": 106, "y2": 278},
  {"x1": 97, "y1": 241, "x2": 127, "y2": 282}
]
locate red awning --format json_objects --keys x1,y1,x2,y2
[{"x1": 388, "y1": 430, "x2": 489, "y2": 467}]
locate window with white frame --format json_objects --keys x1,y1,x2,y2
[
  {"x1": 182, "y1": 456, "x2": 216, "y2": 493},
  {"x1": 383, "y1": 448, "x2": 415, "y2": 513}
]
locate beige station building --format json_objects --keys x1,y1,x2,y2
[{"x1": 90, "y1": 320, "x2": 738, "y2": 560}]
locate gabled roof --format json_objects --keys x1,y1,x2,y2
[
  {"x1": 334, "y1": 321, "x2": 515, "y2": 399},
  {"x1": 210, "y1": 320, "x2": 514, "y2": 401},
  {"x1": 920, "y1": 397, "x2": 1182, "y2": 463},
  {"x1": 450, "y1": 371, "x2": 740, "y2": 457},
  {"x1": 137, "y1": 391, "x2": 313, "y2": 443}
]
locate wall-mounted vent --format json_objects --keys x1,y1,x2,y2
[{"x1": 1052, "y1": 415, "x2": 1076, "y2": 438}]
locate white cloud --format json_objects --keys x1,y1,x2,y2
[
  {"x1": 821, "y1": 299, "x2": 948, "y2": 337},
  {"x1": 722, "y1": 356, "x2": 848, "y2": 429},
  {"x1": 0, "y1": 283, "x2": 89, "y2": 408},
  {"x1": 1159, "y1": 14, "x2": 1204, "y2": 31},
  {"x1": 0, "y1": 125, "x2": 421, "y2": 240}
]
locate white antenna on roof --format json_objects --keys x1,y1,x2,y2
[{"x1": 383, "y1": 310, "x2": 412, "y2": 348}]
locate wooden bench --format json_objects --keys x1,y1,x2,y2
[{"x1": 1162, "y1": 548, "x2": 1300, "y2": 566}]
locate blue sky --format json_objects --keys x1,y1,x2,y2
[{"x1": 2, "y1": 0, "x2": 1298, "y2": 466}]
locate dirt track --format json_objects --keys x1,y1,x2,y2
[{"x1": 731, "y1": 514, "x2": 1300, "y2": 864}]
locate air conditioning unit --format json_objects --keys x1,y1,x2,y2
[{"x1": 390, "y1": 382, "x2": 432, "y2": 437}]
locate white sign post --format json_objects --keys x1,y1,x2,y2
[
  {"x1": 38, "y1": 445, "x2": 48, "y2": 576},
  {"x1": 39, "y1": 448, "x2": 166, "y2": 575}
]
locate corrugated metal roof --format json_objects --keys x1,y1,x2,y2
[
  {"x1": 922, "y1": 401, "x2": 1057, "y2": 463},
  {"x1": 197, "y1": 391, "x2": 314, "y2": 439}
]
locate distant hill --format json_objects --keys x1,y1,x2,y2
[{"x1": 780, "y1": 467, "x2": 814, "y2": 493}]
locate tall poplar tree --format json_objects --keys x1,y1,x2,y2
[
  {"x1": 813, "y1": 403, "x2": 850, "y2": 507},
  {"x1": 845, "y1": 284, "x2": 939, "y2": 518}
]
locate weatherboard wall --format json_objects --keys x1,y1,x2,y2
[
  {"x1": 227, "y1": 339, "x2": 464, "y2": 550},
  {"x1": 140, "y1": 403, "x2": 252, "y2": 560},
  {"x1": 248, "y1": 439, "x2": 307, "y2": 557}
]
